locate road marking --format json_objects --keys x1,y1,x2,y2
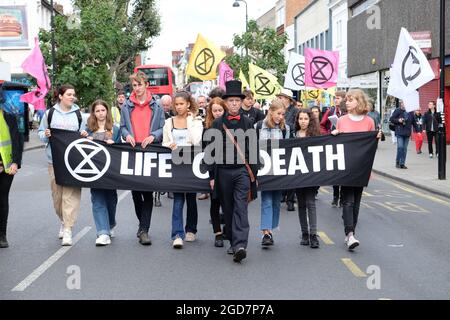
[
  {"x1": 374, "y1": 174, "x2": 450, "y2": 207},
  {"x1": 319, "y1": 187, "x2": 331, "y2": 194},
  {"x1": 317, "y1": 231, "x2": 334, "y2": 245},
  {"x1": 118, "y1": 190, "x2": 131, "y2": 202},
  {"x1": 12, "y1": 227, "x2": 91, "y2": 292},
  {"x1": 11, "y1": 191, "x2": 130, "y2": 292},
  {"x1": 341, "y1": 258, "x2": 367, "y2": 278},
  {"x1": 362, "y1": 191, "x2": 374, "y2": 197}
]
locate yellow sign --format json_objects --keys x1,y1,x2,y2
[{"x1": 248, "y1": 64, "x2": 281, "y2": 99}]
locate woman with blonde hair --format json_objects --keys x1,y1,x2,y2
[
  {"x1": 255, "y1": 99, "x2": 290, "y2": 247},
  {"x1": 332, "y1": 89, "x2": 381, "y2": 251}
]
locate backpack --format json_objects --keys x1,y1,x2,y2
[{"x1": 47, "y1": 107, "x2": 82, "y2": 130}]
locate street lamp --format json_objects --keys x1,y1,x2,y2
[
  {"x1": 232, "y1": 0, "x2": 248, "y2": 56},
  {"x1": 438, "y1": 0, "x2": 446, "y2": 180},
  {"x1": 50, "y1": 0, "x2": 56, "y2": 85}
]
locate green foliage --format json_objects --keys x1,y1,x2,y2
[
  {"x1": 39, "y1": 0, "x2": 160, "y2": 108},
  {"x1": 225, "y1": 20, "x2": 288, "y2": 84}
]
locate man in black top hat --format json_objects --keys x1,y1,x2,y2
[{"x1": 207, "y1": 80, "x2": 260, "y2": 263}]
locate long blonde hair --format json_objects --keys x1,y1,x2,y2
[{"x1": 264, "y1": 99, "x2": 286, "y2": 130}]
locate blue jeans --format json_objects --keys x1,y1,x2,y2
[
  {"x1": 260, "y1": 191, "x2": 282, "y2": 231},
  {"x1": 171, "y1": 193, "x2": 198, "y2": 240},
  {"x1": 91, "y1": 189, "x2": 117, "y2": 236},
  {"x1": 396, "y1": 135, "x2": 410, "y2": 166}
]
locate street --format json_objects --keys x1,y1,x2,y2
[{"x1": 1, "y1": 147, "x2": 450, "y2": 300}]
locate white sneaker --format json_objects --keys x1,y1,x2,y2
[
  {"x1": 173, "y1": 237, "x2": 183, "y2": 249},
  {"x1": 344, "y1": 235, "x2": 349, "y2": 244},
  {"x1": 58, "y1": 223, "x2": 64, "y2": 239},
  {"x1": 61, "y1": 229, "x2": 73, "y2": 246},
  {"x1": 110, "y1": 226, "x2": 115, "y2": 238},
  {"x1": 95, "y1": 234, "x2": 111, "y2": 246},
  {"x1": 347, "y1": 235, "x2": 360, "y2": 250},
  {"x1": 185, "y1": 232, "x2": 196, "y2": 242}
]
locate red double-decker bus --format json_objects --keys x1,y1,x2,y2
[{"x1": 133, "y1": 64, "x2": 176, "y2": 98}]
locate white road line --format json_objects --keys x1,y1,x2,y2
[
  {"x1": 11, "y1": 191, "x2": 131, "y2": 292},
  {"x1": 11, "y1": 227, "x2": 91, "y2": 292}
]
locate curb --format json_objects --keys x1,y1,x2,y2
[{"x1": 372, "y1": 169, "x2": 450, "y2": 200}]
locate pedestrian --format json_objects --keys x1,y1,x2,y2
[
  {"x1": 163, "y1": 91, "x2": 203, "y2": 249},
  {"x1": 208, "y1": 86, "x2": 225, "y2": 99},
  {"x1": 0, "y1": 107, "x2": 22, "y2": 248},
  {"x1": 296, "y1": 100, "x2": 304, "y2": 110},
  {"x1": 38, "y1": 84, "x2": 85, "y2": 246},
  {"x1": 367, "y1": 99, "x2": 381, "y2": 129},
  {"x1": 276, "y1": 89, "x2": 298, "y2": 212},
  {"x1": 160, "y1": 95, "x2": 174, "y2": 120},
  {"x1": 207, "y1": 80, "x2": 260, "y2": 263},
  {"x1": 83, "y1": 100, "x2": 121, "y2": 246},
  {"x1": 255, "y1": 99, "x2": 290, "y2": 247},
  {"x1": 204, "y1": 97, "x2": 227, "y2": 247},
  {"x1": 197, "y1": 95, "x2": 208, "y2": 119},
  {"x1": 111, "y1": 90, "x2": 126, "y2": 127},
  {"x1": 422, "y1": 101, "x2": 441, "y2": 158},
  {"x1": 389, "y1": 105, "x2": 398, "y2": 144},
  {"x1": 321, "y1": 91, "x2": 346, "y2": 208},
  {"x1": 331, "y1": 89, "x2": 382, "y2": 251},
  {"x1": 241, "y1": 90, "x2": 265, "y2": 125},
  {"x1": 390, "y1": 100, "x2": 414, "y2": 169},
  {"x1": 294, "y1": 108, "x2": 321, "y2": 249},
  {"x1": 310, "y1": 106, "x2": 322, "y2": 123},
  {"x1": 412, "y1": 109, "x2": 424, "y2": 154},
  {"x1": 120, "y1": 71, "x2": 165, "y2": 245}
]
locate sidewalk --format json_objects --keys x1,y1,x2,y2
[
  {"x1": 373, "y1": 136, "x2": 450, "y2": 199},
  {"x1": 23, "y1": 131, "x2": 450, "y2": 198}
]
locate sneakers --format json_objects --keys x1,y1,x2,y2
[
  {"x1": 173, "y1": 237, "x2": 183, "y2": 249},
  {"x1": 261, "y1": 233, "x2": 274, "y2": 246},
  {"x1": 110, "y1": 226, "x2": 115, "y2": 238},
  {"x1": 95, "y1": 234, "x2": 111, "y2": 246},
  {"x1": 287, "y1": 203, "x2": 295, "y2": 211},
  {"x1": 154, "y1": 198, "x2": 162, "y2": 207},
  {"x1": 233, "y1": 247, "x2": 247, "y2": 263},
  {"x1": 214, "y1": 234, "x2": 224, "y2": 247},
  {"x1": 137, "y1": 231, "x2": 152, "y2": 245},
  {"x1": 61, "y1": 229, "x2": 73, "y2": 246},
  {"x1": 300, "y1": 233, "x2": 310, "y2": 246},
  {"x1": 347, "y1": 235, "x2": 360, "y2": 251},
  {"x1": 310, "y1": 234, "x2": 320, "y2": 249},
  {"x1": 400, "y1": 165, "x2": 408, "y2": 169},
  {"x1": 58, "y1": 223, "x2": 64, "y2": 239},
  {"x1": 185, "y1": 232, "x2": 196, "y2": 242},
  {"x1": 331, "y1": 199, "x2": 338, "y2": 207},
  {"x1": 227, "y1": 246, "x2": 234, "y2": 255},
  {"x1": 429, "y1": 153, "x2": 433, "y2": 158}
]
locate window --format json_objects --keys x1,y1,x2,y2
[
  {"x1": 325, "y1": 30, "x2": 330, "y2": 50},
  {"x1": 276, "y1": 7, "x2": 285, "y2": 26},
  {"x1": 351, "y1": 0, "x2": 379, "y2": 17},
  {"x1": 320, "y1": 33, "x2": 324, "y2": 50},
  {"x1": 336, "y1": 20, "x2": 342, "y2": 47},
  {"x1": 315, "y1": 35, "x2": 319, "y2": 49},
  {"x1": 140, "y1": 68, "x2": 169, "y2": 86}
]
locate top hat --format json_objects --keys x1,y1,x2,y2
[{"x1": 222, "y1": 80, "x2": 245, "y2": 99}]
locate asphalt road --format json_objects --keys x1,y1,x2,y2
[{"x1": 1, "y1": 148, "x2": 450, "y2": 300}]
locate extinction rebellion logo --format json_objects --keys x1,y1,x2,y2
[{"x1": 64, "y1": 139, "x2": 111, "y2": 182}]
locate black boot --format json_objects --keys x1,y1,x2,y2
[
  {"x1": 214, "y1": 234, "x2": 224, "y2": 247},
  {"x1": 300, "y1": 233, "x2": 310, "y2": 246},
  {"x1": 0, "y1": 234, "x2": 9, "y2": 248},
  {"x1": 310, "y1": 234, "x2": 320, "y2": 249}
]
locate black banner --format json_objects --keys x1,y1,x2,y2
[{"x1": 50, "y1": 129, "x2": 378, "y2": 193}]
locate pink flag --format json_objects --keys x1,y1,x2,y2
[
  {"x1": 304, "y1": 48, "x2": 339, "y2": 89},
  {"x1": 218, "y1": 61, "x2": 234, "y2": 89},
  {"x1": 20, "y1": 37, "x2": 51, "y2": 105}
]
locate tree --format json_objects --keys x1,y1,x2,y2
[
  {"x1": 39, "y1": 0, "x2": 160, "y2": 107},
  {"x1": 225, "y1": 20, "x2": 288, "y2": 84}
]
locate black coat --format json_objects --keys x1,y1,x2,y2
[
  {"x1": 1, "y1": 111, "x2": 22, "y2": 168},
  {"x1": 389, "y1": 108, "x2": 415, "y2": 137},
  {"x1": 285, "y1": 104, "x2": 299, "y2": 134},
  {"x1": 422, "y1": 111, "x2": 441, "y2": 132}
]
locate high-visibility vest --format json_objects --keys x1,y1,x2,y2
[
  {"x1": 0, "y1": 111, "x2": 13, "y2": 174},
  {"x1": 111, "y1": 107, "x2": 121, "y2": 125}
]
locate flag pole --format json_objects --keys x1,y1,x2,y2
[{"x1": 438, "y1": 0, "x2": 446, "y2": 180}]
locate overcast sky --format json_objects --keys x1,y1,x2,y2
[{"x1": 57, "y1": 0, "x2": 275, "y2": 66}]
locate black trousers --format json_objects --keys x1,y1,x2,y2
[
  {"x1": 217, "y1": 167, "x2": 250, "y2": 250},
  {"x1": 282, "y1": 189, "x2": 296, "y2": 204},
  {"x1": 210, "y1": 196, "x2": 222, "y2": 234},
  {"x1": 0, "y1": 172, "x2": 14, "y2": 235},
  {"x1": 333, "y1": 186, "x2": 343, "y2": 202},
  {"x1": 426, "y1": 131, "x2": 438, "y2": 155},
  {"x1": 132, "y1": 191, "x2": 153, "y2": 233},
  {"x1": 341, "y1": 186, "x2": 364, "y2": 235}
]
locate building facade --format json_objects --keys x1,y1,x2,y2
[{"x1": 347, "y1": 0, "x2": 450, "y2": 140}]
